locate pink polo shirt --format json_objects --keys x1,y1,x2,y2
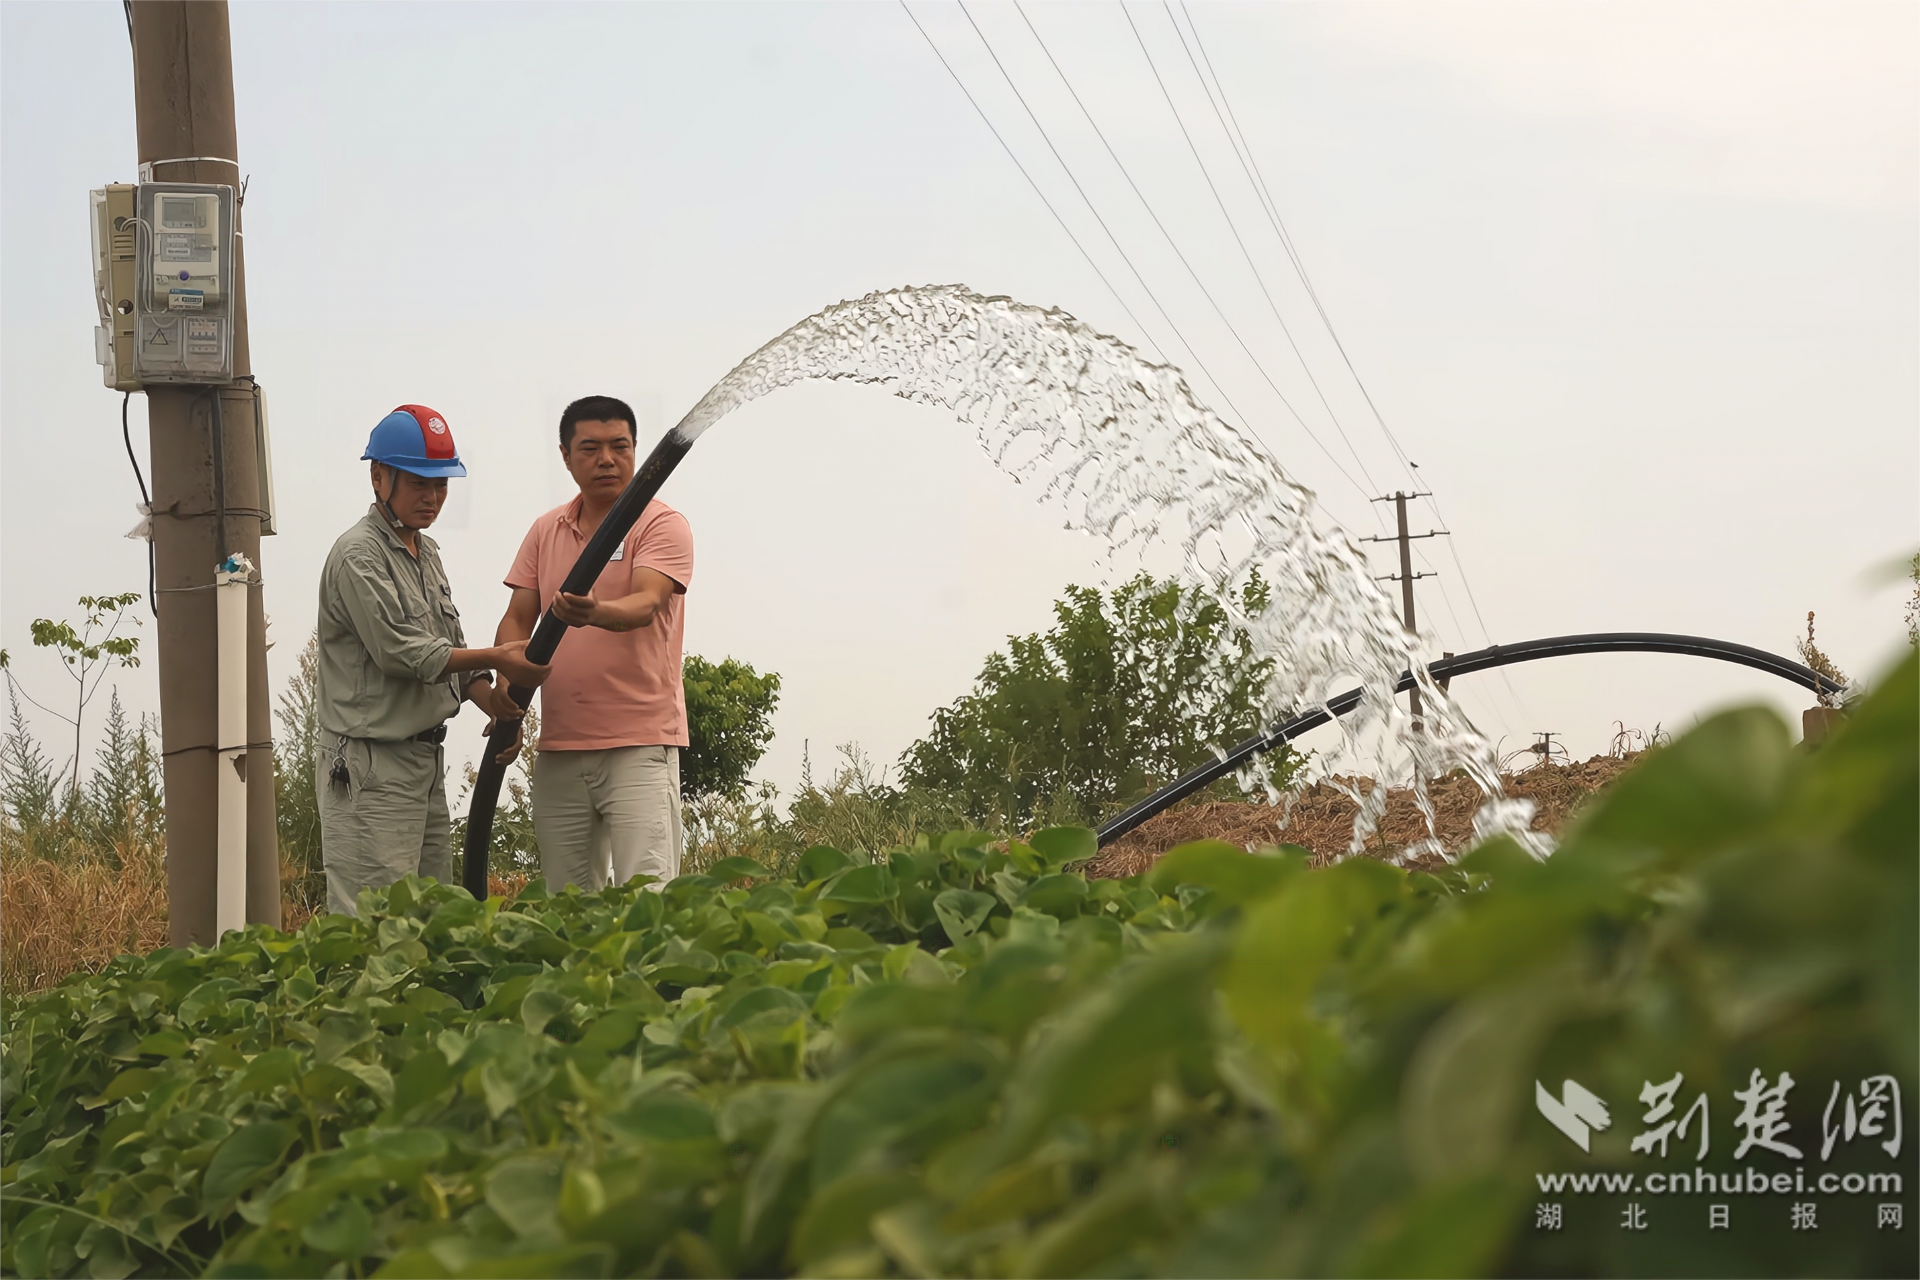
[{"x1": 505, "y1": 497, "x2": 693, "y2": 751}]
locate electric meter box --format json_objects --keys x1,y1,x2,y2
[{"x1": 90, "y1": 181, "x2": 236, "y2": 389}]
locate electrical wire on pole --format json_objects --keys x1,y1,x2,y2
[
  {"x1": 1172, "y1": 7, "x2": 1479, "y2": 524},
  {"x1": 1171, "y1": 0, "x2": 1532, "y2": 723},
  {"x1": 1006, "y1": 0, "x2": 1382, "y2": 518},
  {"x1": 1118, "y1": 0, "x2": 1382, "y2": 501},
  {"x1": 898, "y1": 0, "x2": 1169, "y2": 366},
  {"x1": 1170, "y1": 0, "x2": 1415, "y2": 477},
  {"x1": 951, "y1": 0, "x2": 1264, "y2": 459},
  {"x1": 917, "y1": 0, "x2": 1527, "y2": 726}
]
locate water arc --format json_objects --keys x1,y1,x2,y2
[
  {"x1": 461, "y1": 284, "x2": 1589, "y2": 891},
  {"x1": 1093, "y1": 632, "x2": 1848, "y2": 849}
]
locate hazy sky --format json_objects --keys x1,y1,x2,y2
[{"x1": 3, "y1": 1, "x2": 1914, "y2": 800}]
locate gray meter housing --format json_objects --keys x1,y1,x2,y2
[{"x1": 91, "y1": 181, "x2": 236, "y2": 388}]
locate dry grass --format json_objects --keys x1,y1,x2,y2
[
  {"x1": 1086, "y1": 753, "x2": 1640, "y2": 879},
  {"x1": 488, "y1": 870, "x2": 534, "y2": 902},
  {"x1": 1, "y1": 834, "x2": 171, "y2": 998},
  {"x1": 2, "y1": 837, "x2": 536, "y2": 999}
]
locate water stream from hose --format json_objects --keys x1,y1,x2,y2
[{"x1": 671, "y1": 284, "x2": 1541, "y2": 859}]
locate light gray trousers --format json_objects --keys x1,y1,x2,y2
[
  {"x1": 317, "y1": 737, "x2": 451, "y2": 915},
  {"x1": 532, "y1": 744, "x2": 682, "y2": 893}
]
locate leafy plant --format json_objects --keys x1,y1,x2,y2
[
  {"x1": 4, "y1": 593, "x2": 144, "y2": 797},
  {"x1": 901, "y1": 572, "x2": 1300, "y2": 830},
  {"x1": 681, "y1": 656, "x2": 781, "y2": 802},
  {"x1": 1, "y1": 653, "x2": 1911, "y2": 1279}
]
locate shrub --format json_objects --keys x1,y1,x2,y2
[
  {"x1": 684, "y1": 745, "x2": 966, "y2": 882},
  {"x1": 1796, "y1": 611, "x2": 1849, "y2": 708},
  {"x1": 783, "y1": 743, "x2": 966, "y2": 858},
  {"x1": 1, "y1": 688, "x2": 63, "y2": 835},
  {"x1": 1, "y1": 653, "x2": 1911, "y2": 1278},
  {"x1": 901, "y1": 572, "x2": 1302, "y2": 829},
  {"x1": 272, "y1": 634, "x2": 323, "y2": 898},
  {"x1": 1906, "y1": 552, "x2": 1918, "y2": 648},
  {"x1": 79, "y1": 692, "x2": 164, "y2": 861},
  {"x1": 681, "y1": 656, "x2": 781, "y2": 802}
]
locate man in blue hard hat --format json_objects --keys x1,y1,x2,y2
[{"x1": 314, "y1": 404, "x2": 550, "y2": 914}]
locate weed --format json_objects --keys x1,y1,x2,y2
[{"x1": 1797, "y1": 609, "x2": 1850, "y2": 707}]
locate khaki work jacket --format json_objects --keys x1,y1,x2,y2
[{"x1": 315, "y1": 505, "x2": 473, "y2": 742}]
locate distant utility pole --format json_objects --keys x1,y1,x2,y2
[
  {"x1": 1362, "y1": 492, "x2": 1447, "y2": 723},
  {"x1": 127, "y1": 1, "x2": 279, "y2": 944}
]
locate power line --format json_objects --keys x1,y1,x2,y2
[
  {"x1": 1003, "y1": 1, "x2": 1371, "y2": 507},
  {"x1": 1413, "y1": 545, "x2": 1469, "y2": 644},
  {"x1": 1413, "y1": 540, "x2": 1530, "y2": 729},
  {"x1": 906, "y1": 1, "x2": 1371, "y2": 519},
  {"x1": 1174, "y1": 0, "x2": 1519, "y2": 681},
  {"x1": 1171, "y1": 0, "x2": 1417, "y2": 478},
  {"x1": 1119, "y1": 0, "x2": 1381, "y2": 498},
  {"x1": 1171, "y1": 0, "x2": 1440, "y2": 517},
  {"x1": 1173, "y1": 1, "x2": 1531, "y2": 725},
  {"x1": 897, "y1": 0, "x2": 1169, "y2": 365},
  {"x1": 951, "y1": 0, "x2": 1259, "y2": 450}
]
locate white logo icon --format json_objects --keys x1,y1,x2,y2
[
  {"x1": 1538, "y1": 1079, "x2": 1612, "y2": 1151},
  {"x1": 427, "y1": 417, "x2": 448, "y2": 435}
]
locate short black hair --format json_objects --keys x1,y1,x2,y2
[{"x1": 559, "y1": 395, "x2": 637, "y2": 450}]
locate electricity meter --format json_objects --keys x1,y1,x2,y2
[
  {"x1": 90, "y1": 185, "x2": 138, "y2": 390},
  {"x1": 90, "y1": 181, "x2": 236, "y2": 388}
]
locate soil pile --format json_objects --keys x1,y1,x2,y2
[{"x1": 1088, "y1": 753, "x2": 1639, "y2": 878}]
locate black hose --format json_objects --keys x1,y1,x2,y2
[
  {"x1": 121, "y1": 393, "x2": 155, "y2": 616},
  {"x1": 1094, "y1": 631, "x2": 1848, "y2": 847},
  {"x1": 208, "y1": 387, "x2": 228, "y2": 559},
  {"x1": 461, "y1": 428, "x2": 695, "y2": 896}
]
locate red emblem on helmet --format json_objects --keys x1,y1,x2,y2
[{"x1": 394, "y1": 404, "x2": 456, "y2": 460}]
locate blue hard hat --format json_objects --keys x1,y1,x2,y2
[{"x1": 361, "y1": 403, "x2": 467, "y2": 478}]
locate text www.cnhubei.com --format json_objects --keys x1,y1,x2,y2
[{"x1": 1536, "y1": 1168, "x2": 1904, "y2": 1196}]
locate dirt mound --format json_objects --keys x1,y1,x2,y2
[{"x1": 1087, "y1": 753, "x2": 1639, "y2": 879}]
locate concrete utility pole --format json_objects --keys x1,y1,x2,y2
[
  {"x1": 128, "y1": 1, "x2": 279, "y2": 944},
  {"x1": 1363, "y1": 492, "x2": 1446, "y2": 723}
]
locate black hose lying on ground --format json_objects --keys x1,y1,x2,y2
[
  {"x1": 461, "y1": 430, "x2": 694, "y2": 896},
  {"x1": 1094, "y1": 632, "x2": 1848, "y2": 847}
]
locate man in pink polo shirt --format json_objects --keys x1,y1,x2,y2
[{"x1": 492, "y1": 395, "x2": 693, "y2": 892}]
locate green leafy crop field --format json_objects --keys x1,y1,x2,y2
[{"x1": 3, "y1": 655, "x2": 1913, "y2": 1279}]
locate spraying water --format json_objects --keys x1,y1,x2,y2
[{"x1": 673, "y1": 284, "x2": 1543, "y2": 859}]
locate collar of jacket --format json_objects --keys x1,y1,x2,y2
[{"x1": 362, "y1": 503, "x2": 436, "y2": 559}]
